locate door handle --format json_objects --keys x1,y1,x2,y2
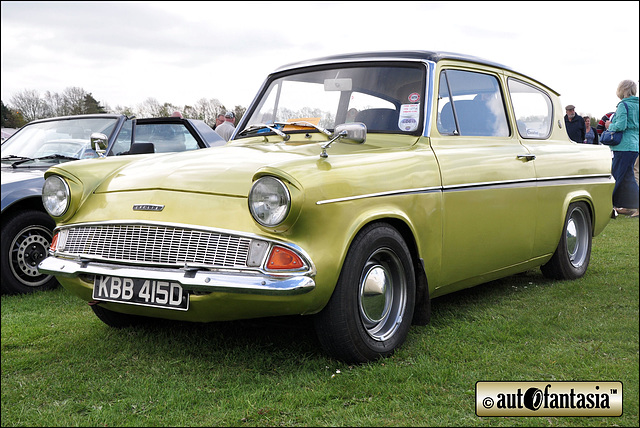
[{"x1": 517, "y1": 154, "x2": 536, "y2": 162}]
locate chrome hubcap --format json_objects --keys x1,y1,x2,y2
[
  {"x1": 566, "y1": 207, "x2": 589, "y2": 268},
  {"x1": 358, "y1": 248, "x2": 407, "y2": 341}
]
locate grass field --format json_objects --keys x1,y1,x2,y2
[{"x1": 2, "y1": 216, "x2": 638, "y2": 427}]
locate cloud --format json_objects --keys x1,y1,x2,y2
[{"x1": 1, "y1": 1, "x2": 638, "y2": 117}]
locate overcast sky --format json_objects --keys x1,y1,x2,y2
[{"x1": 2, "y1": 1, "x2": 639, "y2": 119}]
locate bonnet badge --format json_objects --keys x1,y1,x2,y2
[{"x1": 133, "y1": 204, "x2": 165, "y2": 212}]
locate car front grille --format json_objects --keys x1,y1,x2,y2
[{"x1": 56, "y1": 223, "x2": 253, "y2": 268}]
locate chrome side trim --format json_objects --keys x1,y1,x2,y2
[
  {"x1": 38, "y1": 257, "x2": 315, "y2": 296},
  {"x1": 315, "y1": 174, "x2": 613, "y2": 205},
  {"x1": 316, "y1": 187, "x2": 440, "y2": 205}
]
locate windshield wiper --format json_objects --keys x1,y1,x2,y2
[
  {"x1": 239, "y1": 123, "x2": 290, "y2": 140},
  {"x1": 273, "y1": 121, "x2": 332, "y2": 137},
  {"x1": 10, "y1": 154, "x2": 79, "y2": 168},
  {"x1": 1, "y1": 155, "x2": 30, "y2": 161}
]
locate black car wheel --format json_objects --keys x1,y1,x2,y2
[
  {"x1": 1, "y1": 210, "x2": 59, "y2": 294},
  {"x1": 314, "y1": 223, "x2": 415, "y2": 363},
  {"x1": 541, "y1": 202, "x2": 592, "y2": 280}
]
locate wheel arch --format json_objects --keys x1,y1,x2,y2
[
  {"x1": 561, "y1": 192, "x2": 596, "y2": 235},
  {"x1": 1, "y1": 195, "x2": 47, "y2": 222},
  {"x1": 343, "y1": 215, "x2": 431, "y2": 326}
]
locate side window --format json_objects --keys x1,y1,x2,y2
[
  {"x1": 437, "y1": 70, "x2": 509, "y2": 137},
  {"x1": 508, "y1": 78, "x2": 553, "y2": 139},
  {"x1": 133, "y1": 123, "x2": 200, "y2": 153},
  {"x1": 110, "y1": 120, "x2": 133, "y2": 155}
]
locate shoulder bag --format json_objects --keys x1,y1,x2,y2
[{"x1": 600, "y1": 102, "x2": 629, "y2": 146}]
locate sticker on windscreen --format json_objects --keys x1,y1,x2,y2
[{"x1": 398, "y1": 104, "x2": 420, "y2": 132}]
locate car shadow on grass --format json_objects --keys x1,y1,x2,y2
[
  {"x1": 90, "y1": 269, "x2": 555, "y2": 366},
  {"x1": 427, "y1": 268, "x2": 556, "y2": 326},
  {"x1": 105, "y1": 312, "x2": 328, "y2": 368}
]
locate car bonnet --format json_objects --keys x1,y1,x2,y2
[{"x1": 90, "y1": 144, "x2": 319, "y2": 197}]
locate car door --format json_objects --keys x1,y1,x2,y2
[{"x1": 429, "y1": 68, "x2": 538, "y2": 291}]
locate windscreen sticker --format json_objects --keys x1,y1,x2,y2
[
  {"x1": 408, "y1": 92, "x2": 420, "y2": 103},
  {"x1": 399, "y1": 104, "x2": 420, "y2": 132}
]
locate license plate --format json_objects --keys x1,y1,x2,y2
[{"x1": 93, "y1": 276, "x2": 189, "y2": 311}]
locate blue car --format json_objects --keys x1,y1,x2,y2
[{"x1": 1, "y1": 114, "x2": 225, "y2": 294}]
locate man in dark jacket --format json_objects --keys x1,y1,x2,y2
[{"x1": 564, "y1": 104, "x2": 586, "y2": 143}]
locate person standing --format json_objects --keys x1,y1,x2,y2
[
  {"x1": 605, "y1": 80, "x2": 639, "y2": 217},
  {"x1": 584, "y1": 116, "x2": 599, "y2": 144},
  {"x1": 213, "y1": 113, "x2": 225, "y2": 130},
  {"x1": 597, "y1": 111, "x2": 615, "y2": 138},
  {"x1": 215, "y1": 111, "x2": 236, "y2": 141},
  {"x1": 564, "y1": 105, "x2": 586, "y2": 143}
]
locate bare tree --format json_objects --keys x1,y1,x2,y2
[
  {"x1": 136, "y1": 98, "x2": 161, "y2": 118},
  {"x1": 61, "y1": 87, "x2": 88, "y2": 115},
  {"x1": 43, "y1": 91, "x2": 65, "y2": 117},
  {"x1": 193, "y1": 98, "x2": 224, "y2": 128},
  {"x1": 7, "y1": 87, "x2": 243, "y2": 126},
  {"x1": 9, "y1": 89, "x2": 48, "y2": 122},
  {"x1": 110, "y1": 104, "x2": 136, "y2": 117}
]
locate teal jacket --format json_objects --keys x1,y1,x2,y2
[{"x1": 608, "y1": 96, "x2": 639, "y2": 152}]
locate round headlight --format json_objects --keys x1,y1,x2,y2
[
  {"x1": 42, "y1": 176, "x2": 70, "y2": 217},
  {"x1": 249, "y1": 176, "x2": 290, "y2": 227}
]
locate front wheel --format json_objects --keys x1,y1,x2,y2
[
  {"x1": 541, "y1": 202, "x2": 592, "y2": 280},
  {"x1": 1, "y1": 210, "x2": 59, "y2": 294},
  {"x1": 314, "y1": 223, "x2": 415, "y2": 363}
]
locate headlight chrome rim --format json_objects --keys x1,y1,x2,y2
[
  {"x1": 249, "y1": 176, "x2": 291, "y2": 227},
  {"x1": 42, "y1": 176, "x2": 70, "y2": 217}
]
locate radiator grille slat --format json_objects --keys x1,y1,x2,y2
[{"x1": 60, "y1": 224, "x2": 252, "y2": 268}]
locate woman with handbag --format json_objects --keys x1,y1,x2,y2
[{"x1": 605, "y1": 80, "x2": 639, "y2": 217}]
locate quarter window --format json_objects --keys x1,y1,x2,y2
[
  {"x1": 437, "y1": 70, "x2": 509, "y2": 137},
  {"x1": 508, "y1": 78, "x2": 553, "y2": 139}
]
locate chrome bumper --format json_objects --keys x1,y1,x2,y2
[{"x1": 38, "y1": 256, "x2": 315, "y2": 296}]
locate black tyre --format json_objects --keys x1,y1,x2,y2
[
  {"x1": 1, "y1": 210, "x2": 59, "y2": 294},
  {"x1": 91, "y1": 304, "x2": 148, "y2": 328},
  {"x1": 541, "y1": 202, "x2": 592, "y2": 280},
  {"x1": 314, "y1": 223, "x2": 415, "y2": 363}
]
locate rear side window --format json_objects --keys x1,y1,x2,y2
[
  {"x1": 437, "y1": 70, "x2": 509, "y2": 137},
  {"x1": 508, "y1": 78, "x2": 553, "y2": 139}
]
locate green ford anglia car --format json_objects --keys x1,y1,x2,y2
[{"x1": 39, "y1": 51, "x2": 614, "y2": 363}]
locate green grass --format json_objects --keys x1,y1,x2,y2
[{"x1": 2, "y1": 216, "x2": 638, "y2": 427}]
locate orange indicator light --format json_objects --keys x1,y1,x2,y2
[
  {"x1": 267, "y1": 246, "x2": 304, "y2": 270},
  {"x1": 50, "y1": 233, "x2": 59, "y2": 252}
]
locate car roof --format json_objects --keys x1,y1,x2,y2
[
  {"x1": 274, "y1": 50, "x2": 558, "y2": 95},
  {"x1": 275, "y1": 50, "x2": 512, "y2": 72}
]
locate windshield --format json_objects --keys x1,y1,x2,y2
[
  {"x1": 1, "y1": 117, "x2": 118, "y2": 161},
  {"x1": 240, "y1": 63, "x2": 426, "y2": 138}
]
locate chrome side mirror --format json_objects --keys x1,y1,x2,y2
[
  {"x1": 91, "y1": 133, "x2": 108, "y2": 157},
  {"x1": 320, "y1": 123, "x2": 366, "y2": 158}
]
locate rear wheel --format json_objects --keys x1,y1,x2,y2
[
  {"x1": 1, "y1": 210, "x2": 59, "y2": 294},
  {"x1": 541, "y1": 202, "x2": 592, "y2": 280},
  {"x1": 314, "y1": 223, "x2": 415, "y2": 363}
]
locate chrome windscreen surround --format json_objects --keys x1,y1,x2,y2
[{"x1": 50, "y1": 221, "x2": 313, "y2": 274}]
